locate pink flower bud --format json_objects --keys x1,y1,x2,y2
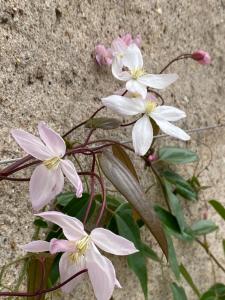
[
  {"x1": 95, "y1": 44, "x2": 113, "y2": 66},
  {"x1": 191, "y1": 50, "x2": 211, "y2": 65},
  {"x1": 121, "y1": 33, "x2": 142, "y2": 47},
  {"x1": 148, "y1": 153, "x2": 157, "y2": 162}
]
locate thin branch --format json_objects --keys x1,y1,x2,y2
[{"x1": 0, "y1": 269, "x2": 87, "y2": 297}]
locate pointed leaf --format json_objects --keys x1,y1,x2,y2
[
  {"x1": 112, "y1": 144, "x2": 139, "y2": 181},
  {"x1": 98, "y1": 150, "x2": 168, "y2": 258},
  {"x1": 180, "y1": 264, "x2": 201, "y2": 297},
  {"x1": 167, "y1": 233, "x2": 180, "y2": 280},
  {"x1": 209, "y1": 200, "x2": 225, "y2": 221},
  {"x1": 171, "y1": 283, "x2": 188, "y2": 300},
  {"x1": 190, "y1": 220, "x2": 218, "y2": 236},
  {"x1": 159, "y1": 147, "x2": 198, "y2": 164},
  {"x1": 85, "y1": 117, "x2": 121, "y2": 129}
]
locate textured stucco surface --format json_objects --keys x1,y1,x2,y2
[{"x1": 0, "y1": 0, "x2": 225, "y2": 299}]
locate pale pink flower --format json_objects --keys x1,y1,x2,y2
[
  {"x1": 11, "y1": 122, "x2": 83, "y2": 211},
  {"x1": 95, "y1": 44, "x2": 113, "y2": 66},
  {"x1": 23, "y1": 211, "x2": 138, "y2": 300},
  {"x1": 191, "y1": 50, "x2": 211, "y2": 65},
  {"x1": 120, "y1": 33, "x2": 142, "y2": 47}
]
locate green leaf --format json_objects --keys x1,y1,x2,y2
[
  {"x1": 190, "y1": 220, "x2": 218, "y2": 236},
  {"x1": 140, "y1": 243, "x2": 160, "y2": 262},
  {"x1": 48, "y1": 254, "x2": 61, "y2": 286},
  {"x1": 85, "y1": 117, "x2": 121, "y2": 129},
  {"x1": 98, "y1": 150, "x2": 168, "y2": 258},
  {"x1": 56, "y1": 192, "x2": 75, "y2": 206},
  {"x1": 114, "y1": 203, "x2": 148, "y2": 299},
  {"x1": 61, "y1": 193, "x2": 96, "y2": 222},
  {"x1": 154, "y1": 205, "x2": 181, "y2": 235},
  {"x1": 167, "y1": 233, "x2": 180, "y2": 280},
  {"x1": 209, "y1": 200, "x2": 225, "y2": 221},
  {"x1": 163, "y1": 180, "x2": 186, "y2": 232},
  {"x1": 171, "y1": 283, "x2": 188, "y2": 300},
  {"x1": 158, "y1": 147, "x2": 198, "y2": 164},
  {"x1": 180, "y1": 264, "x2": 201, "y2": 297},
  {"x1": 33, "y1": 218, "x2": 48, "y2": 228},
  {"x1": 163, "y1": 170, "x2": 197, "y2": 201},
  {"x1": 200, "y1": 283, "x2": 225, "y2": 300}
]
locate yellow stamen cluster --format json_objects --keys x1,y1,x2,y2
[
  {"x1": 130, "y1": 68, "x2": 145, "y2": 79},
  {"x1": 145, "y1": 102, "x2": 157, "y2": 114},
  {"x1": 43, "y1": 157, "x2": 60, "y2": 169},
  {"x1": 69, "y1": 235, "x2": 90, "y2": 263}
]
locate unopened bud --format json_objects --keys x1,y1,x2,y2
[
  {"x1": 148, "y1": 153, "x2": 157, "y2": 162},
  {"x1": 95, "y1": 44, "x2": 113, "y2": 66},
  {"x1": 191, "y1": 50, "x2": 211, "y2": 65}
]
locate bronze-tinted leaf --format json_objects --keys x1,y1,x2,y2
[
  {"x1": 112, "y1": 144, "x2": 139, "y2": 182},
  {"x1": 85, "y1": 117, "x2": 121, "y2": 130},
  {"x1": 27, "y1": 254, "x2": 55, "y2": 299},
  {"x1": 98, "y1": 150, "x2": 168, "y2": 258}
]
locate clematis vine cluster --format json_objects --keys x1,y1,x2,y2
[{"x1": 1, "y1": 33, "x2": 221, "y2": 300}]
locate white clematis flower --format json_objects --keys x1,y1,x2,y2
[
  {"x1": 112, "y1": 43, "x2": 178, "y2": 99},
  {"x1": 102, "y1": 94, "x2": 190, "y2": 156},
  {"x1": 23, "y1": 211, "x2": 138, "y2": 300}
]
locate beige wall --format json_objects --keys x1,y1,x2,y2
[{"x1": 0, "y1": 0, "x2": 225, "y2": 299}]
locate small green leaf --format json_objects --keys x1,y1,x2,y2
[
  {"x1": 171, "y1": 283, "x2": 188, "y2": 300},
  {"x1": 141, "y1": 243, "x2": 160, "y2": 262},
  {"x1": 200, "y1": 283, "x2": 225, "y2": 300},
  {"x1": 154, "y1": 205, "x2": 181, "y2": 235},
  {"x1": 114, "y1": 203, "x2": 148, "y2": 299},
  {"x1": 163, "y1": 170, "x2": 197, "y2": 201},
  {"x1": 56, "y1": 192, "x2": 75, "y2": 206},
  {"x1": 163, "y1": 180, "x2": 186, "y2": 232},
  {"x1": 48, "y1": 254, "x2": 61, "y2": 286},
  {"x1": 85, "y1": 117, "x2": 121, "y2": 129},
  {"x1": 190, "y1": 220, "x2": 218, "y2": 236},
  {"x1": 180, "y1": 264, "x2": 201, "y2": 297},
  {"x1": 61, "y1": 193, "x2": 96, "y2": 222},
  {"x1": 158, "y1": 147, "x2": 198, "y2": 164},
  {"x1": 209, "y1": 200, "x2": 225, "y2": 221},
  {"x1": 33, "y1": 218, "x2": 48, "y2": 228},
  {"x1": 167, "y1": 233, "x2": 180, "y2": 280}
]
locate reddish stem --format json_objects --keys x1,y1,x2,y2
[{"x1": 0, "y1": 269, "x2": 87, "y2": 297}]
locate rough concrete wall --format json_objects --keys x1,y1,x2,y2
[{"x1": 0, "y1": 0, "x2": 225, "y2": 299}]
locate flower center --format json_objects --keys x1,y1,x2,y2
[
  {"x1": 43, "y1": 157, "x2": 60, "y2": 170},
  {"x1": 69, "y1": 235, "x2": 90, "y2": 263},
  {"x1": 130, "y1": 68, "x2": 145, "y2": 79},
  {"x1": 145, "y1": 101, "x2": 156, "y2": 114}
]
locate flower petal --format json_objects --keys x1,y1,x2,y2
[
  {"x1": 151, "y1": 105, "x2": 186, "y2": 121},
  {"x1": 38, "y1": 122, "x2": 66, "y2": 157},
  {"x1": 60, "y1": 159, "x2": 83, "y2": 198},
  {"x1": 59, "y1": 252, "x2": 86, "y2": 293},
  {"x1": 86, "y1": 244, "x2": 116, "y2": 300},
  {"x1": 11, "y1": 129, "x2": 52, "y2": 160},
  {"x1": 29, "y1": 164, "x2": 64, "y2": 212},
  {"x1": 102, "y1": 95, "x2": 145, "y2": 116},
  {"x1": 126, "y1": 79, "x2": 147, "y2": 99},
  {"x1": 22, "y1": 241, "x2": 50, "y2": 253},
  {"x1": 112, "y1": 59, "x2": 131, "y2": 81},
  {"x1": 91, "y1": 228, "x2": 138, "y2": 255},
  {"x1": 152, "y1": 117, "x2": 190, "y2": 141},
  {"x1": 49, "y1": 239, "x2": 75, "y2": 254},
  {"x1": 122, "y1": 43, "x2": 143, "y2": 70},
  {"x1": 36, "y1": 211, "x2": 85, "y2": 241},
  {"x1": 132, "y1": 115, "x2": 153, "y2": 156},
  {"x1": 138, "y1": 73, "x2": 178, "y2": 89}
]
